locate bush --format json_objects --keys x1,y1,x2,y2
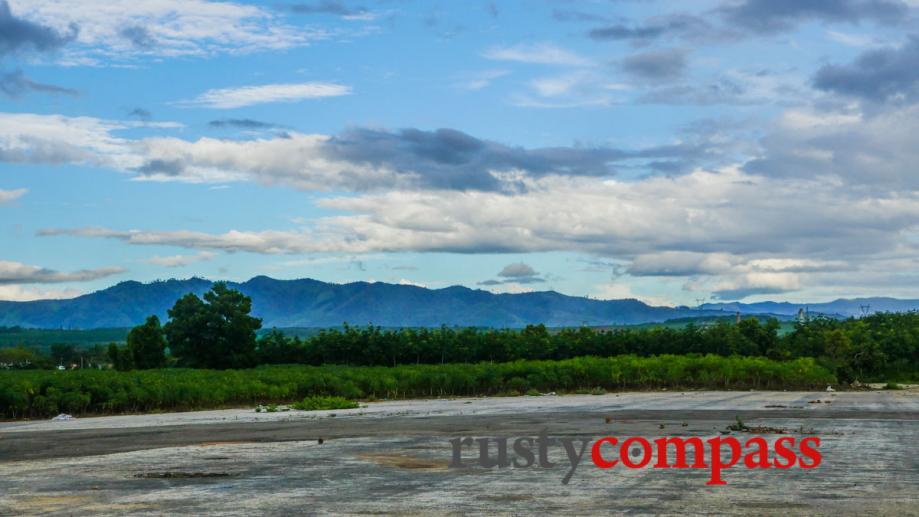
[
  {"x1": 291, "y1": 395, "x2": 359, "y2": 411},
  {"x1": 883, "y1": 381, "x2": 902, "y2": 390}
]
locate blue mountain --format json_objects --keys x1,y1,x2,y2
[{"x1": 0, "y1": 276, "x2": 714, "y2": 329}]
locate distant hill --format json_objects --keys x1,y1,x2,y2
[
  {"x1": 1, "y1": 276, "x2": 916, "y2": 329},
  {"x1": 701, "y1": 298, "x2": 919, "y2": 318},
  {"x1": 0, "y1": 276, "x2": 723, "y2": 329}
]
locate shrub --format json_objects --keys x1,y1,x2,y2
[{"x1": 291, "y1": 395, "x2": 359, "y2": 411}]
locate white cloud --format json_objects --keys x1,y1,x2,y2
[
  {"x1": 0, "y1": 285, "x2": 81, "y2": 301},
  {"x1": 9, "y1": 0, "x2": 324, "y2": 63},
  {"x1": 747, "y1": 104, "x2": 919, "y2": 190},
  {"x1": 177, "y1": 82, "x2": 352, "y2": 109},
  {"x1": 0, "y1": 112, "x2": 178, "y2": 170},
  {"x1": 483, "y1": 43, "x2": 592, "y2": 66},
  {"x1": 0, "y1": 188, "x2": 26, "y2": 204},
  {"x1": 9, "y1": 103, "x2": 919, "y2": 301},
  {"x1": 513, "y1": 71, "x2": 624, "y2": 108},
  {"x1": 825, "y1": 30, "x2": 883, "y2": 48},
  {"x1": 0, "y1": 260, "x2": 125, "y2": 284},
  {"x1": 397, "y1": 278, "x2": 427, "y2": 288},
  {"x1": 456, "y1": 69, "x2": 509, "y2": 91},
  {"x1": 38, "y1": 168, "x2": 919, "y2": 302},
  {"x1": 146, "y1": 251, "x2": 216, "y2": 267}
]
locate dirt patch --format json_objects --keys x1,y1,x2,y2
[
  {"x1": 134, "y1": 471, "x2": 238, "y2": 479},
  {"x1": 727, "y1": 417, "x2": 789, "y2": 434},
  {"x1": 13, "y1": 495, "x2": 93, "y2": 512},
  {"x1": 198, "y1": 441, "x2": 256, "y2": 447},
  {"x1": 480, "y1": 494, "x2": 534, "y2": 502},
  {"x1": 357, "y1": 452, "x2": 447, "y2": 471}
]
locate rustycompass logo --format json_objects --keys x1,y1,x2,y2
[{"x1": 449, "y1": 430, "x2": 822, "y2": 485}]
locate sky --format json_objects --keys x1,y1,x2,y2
[{"x1": 0, "y1": 0, "x2": 918, "y2": 306}]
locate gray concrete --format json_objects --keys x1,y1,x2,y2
[{"x1": 1, "y1": 390, "x2": 918, "y2": 516}]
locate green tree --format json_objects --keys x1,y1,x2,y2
[
  {"x1": 164, "y1": 283, "x2": 262, "y2": 369},
  {"x1": 127, "y1": 315, "x2": 167, "y2": 369},
  {"x1": 107, "y1": 342, "x2": 133, "y2": 371}
]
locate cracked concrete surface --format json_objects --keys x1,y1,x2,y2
[{"x1": 1, "y1": 390, "x2": 918, "y2": 516}]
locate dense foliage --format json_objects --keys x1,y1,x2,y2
[
  {"x1": 164, "y1": 283, "x2": 262, "y2": 369},
  {"x1": 248, "y1": 312, "x2": 919, "y2": 380},
  {"x1": 4, "y1": 309, "x2": 918, "y2": 383},
  {"x1": 126, "y1": 315, "x2": 168, "y2": 369},
  {"x1": 0, "y1": 355, "x2": 834, "y2": 418}
]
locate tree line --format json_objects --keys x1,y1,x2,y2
[
  {"x1": 6, "y1": 283, "x2": 918, "y2": 381},
  {"x1": 253, "y1": 312, "x2": 918, "y2": 381}
]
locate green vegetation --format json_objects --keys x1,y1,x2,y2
[
  {"x1": 2, "y1": 285, "x2": 916, "y2": 421},
  {"x1": 0, "y1": 355, "x2": 833, "y2": 418},
  {"x1": 291, "y1": 395, "x2": 360, "y2": 411},
  {"x1": 165, "y1": 283, "x2": 262, "y2": 369},
  {"x1": 0, "y1": 327, "x2": 129, "y2": 349},
  {"x1": 883, "y1": 381, "x2": 903, "y2": 390},
  {"x1": 240, "y1": 312, "x2": 918, "y2": 382}
]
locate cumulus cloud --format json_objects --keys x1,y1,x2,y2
[
  {"x1": 0, "y1": 188, "x2": 26, "y2": 203},
  {"x1": 177, "y1": 82, "x2": 351, "y2": 109},
  {"x1": 744, "y1": 105, "x2": 919, "y2": 189},
  {"x1": 0, "y1": 114, "x2": 719, "y2": 192},
  {"x1": 479, "y1": 262, "x2": 545, "y2": 286},
  {"x1": 707, "y1": 275, "x2": 801, "y2": 300},
  {"x1": 629, "y1": 252, "x2": 853, "y2": 300},
  {"x1": 38, "y1": 169, "x2": 919, "y2": 293},
  {"x1": 0, "y1": 0, "x2": 76, "y2": 57},
  {"x1": 0, "y1": 112, "x2": 174, "y2": 168},
  {"x1": 12, "y1": 105, "x2": 919, "y2": 302},
  {"x1": 814, "y1": 36, "x2": 919, "y2": 102},
  {"x1": 717, "y1": 0, "x2": 907, "y2": 34},
  {"x1": 7, "y1": 0, "x2": 323, "y2": 63},
  {"x1": 0, "y1": 260, "x2": 124, "y2": 284},
  {"x1": 499, "y1": 262, "x2": 537, "y2": 278}
]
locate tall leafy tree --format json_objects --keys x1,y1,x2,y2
[
  {"x1": 107, "y1": 342, "x2": 133, "y2": 371},
  {"x1": 127, "y1": 315, "x2": 167, "y2": 369},
  {"x1": 164, "y1": 283, "x2": 262, "y2": 369}
]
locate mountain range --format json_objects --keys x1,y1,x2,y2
[
  {"x1": 0, "y1": 276, "x2": 916, "y2": 329},
  {"x1": 700, "y1": 298, "x2": 919, "y2": 318}
]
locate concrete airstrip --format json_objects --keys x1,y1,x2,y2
[{"x1": 1, "y1": 388, "x2": 918, "y2": 515}]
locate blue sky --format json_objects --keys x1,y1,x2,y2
[{"x1": 1, "y1": 0, "x2": 918, "y2": 305}]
